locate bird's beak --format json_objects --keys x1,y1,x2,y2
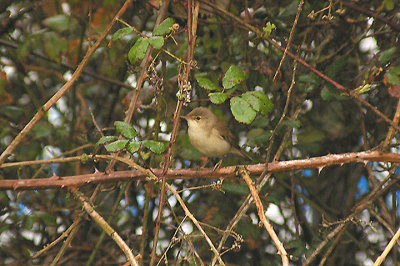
[{"x1": 180, "y1": 115, "x2": 188, "y2": 120}]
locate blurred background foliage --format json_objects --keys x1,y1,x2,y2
[{"x1": 0, "y1": 0, "x2": 400, "y2": 265}]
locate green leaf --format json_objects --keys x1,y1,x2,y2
[
  {"x1": 39, "y1": 212, "x2": 57, "y2": 226},
  {"x1": 386, "y1": 72, "x2": 400, "y2": 85},
  {"x1": 388, "y1": 66, "x2": 400, "y2": 75},
  {"x1": 0, "y1": 106, "x2": 24, "y2": 121},
  {"x1": 208, "y1": 92, "x2": 227, "y2": 104},
  {"x1": 128, "y1": 38, "x2": 149, "y2": 63},
  {"x1": 222, "y1": 182, "x2": 249, "y2": 195},
  {"x1": 298, "y1": 74, "x2": 319, "y2": 84},
  {"x1": 241, "y1": 92, "x2": 260, "y2": 111},
  {"x1": 321, "y1": 86, "x2": 346, "y2": 101},
  {"x1": 247, "y1": 91, "x2": 273, "y2": 115},
  {"x1": 112, "y1": 27, "x2": 135, "y2": 41},
  {"x1": 230, "y1": 96, "x2": 256, "y2": 124},
  {"x1": 195, "y1": 75, "x2": 220, "y2": 91},
  {"x1": 148, "y1": 36, "x2": 164, "y2": 49},
  {"x1": 114, "y1": 121, "x2": 137, "y2": 139},
  {"x1": 153, "y1": 18, "x2": 175, "y2": 35},
  {"x1": 127, "y1": 142, "x2": 141, "y2": 154},
  {"x1": 222, "y1": 65, "x2": 246, "y2": 89},
  {"x1": 142, "y1": 140, "x2": 168, "y2": 154},
  {"x1": 43, "y1": 14, "x2": 77, "y2": 31},
  {"x1": 246, "y1": 128, "x2": 271, "y2": 146},
  {"x1": 43, "y1": 32, "x2": 68, "y2": 62},
  {"x1": 31, "y1": 123, "x2": 52, "y2": 139},
  {"x1": 105, "y1": 140, "x2": 129, "y2": 152},
  {"x1": 383, "y1": 0, "x2": 394, "y2": 10},
  {"x1": 379, "y1": 47, "x2": 397, "y2": 64},
  {"x1": 97, "y1": 136, "x2": 118, "y2": 145},
  {"x1": 281, "y1": 120, "x2": 301, "y2": 129}
]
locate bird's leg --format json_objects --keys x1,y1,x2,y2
[{"x1": 212, "y1": 159, "x2": 223, "y2": 172}]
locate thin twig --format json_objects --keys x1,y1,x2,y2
[
  {"x1": 273, "y1": 0, "x2": 304, "y2": 81},
  {"x1": 238, "y1": 166, "x2": 289, "y2": 265},
  {"x1": 304, "y1": 171, "x2": 399, "y2": 265},
  {"x1": 374, "y1": 226, "x2": 400, "y2": 266},
  {"x1": 32, "y1": 213, "x2": 83, "y2": 259},
  {"x1": 165, "y1": 183, "x2": 225, "y2": 265},
  {"x1": 338, "y1": 0, "x2": 400, "y2": 32},
  {"x1": 71, "y1": 190, "x2": 139, "y2": 266},
  {"x1": 49, "y1": 214, "x2": 83, "y2": 266},
  {"x1": 382, "y1": 98, "x2": 400, "y2": 148}
]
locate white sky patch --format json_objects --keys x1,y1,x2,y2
[
  {"x1": 48, "y1": 107, "x2": 62, "y2": 126},
  {"x1": 3, "y1": 66, "x2": 15, "y2": 76},
  {"x1": 63, "y1": 71, "x2": 72, "y2": 81},
  {"x1": 42, "y1": 145, "x2": 62, "y2": 160},
  {"x1": 136, "y1": 194, "x2": 145, "y2": 208},
  {"x1": 127, "y1": 74, "x2": 137, "y2": 87},
  {"x1": 168, "y1": 194, "x2": 177, "y2": 207},
  {"x1": 21, "y1": 229, "x2": 41, "y2": 246},
  {"x1": 61, "y1": 2, "x2": 70, "y2": 15},
  {"x1": 56, "y1": 97, "x2": 68, "y2": 113},
  {"x1": 181, "y1": 221, "x2": 193, "y2": 235},
  {"x1": 57, "y1": 225, "x2": 66, "y2": 234},
  {"x1": 160, "y1": 121, "x2": 167, "y2": 132},
  {"x1": 48, "y1": 97, "x2": 67, "y2": 127},
  {"x1": 359, "y1": 37, "x2": 378, "y2": 54},
  {"x1": 249, "y1": 212, "x2": 258, "y2": 224},
  {"x1": 265, "y1": 203, "x2": 284, "y2": 225},
  {"x1": 356, "y1": 251, "x2": 373, "y2": 266}
]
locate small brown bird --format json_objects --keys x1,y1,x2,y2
[{"x1": 181, "y1": 107, "x2": 252, "y2": 160}]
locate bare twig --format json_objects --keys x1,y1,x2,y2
[
  {"x1": 382, "y1": 98, "x2": 400, "y2": 148},
  {"x1": 32, "y1": 213, "x2": 83, "y2": 259},
  {"x1": 304, "y1": 171, "x2": 399, "y2": 265},
  {"x1": 165, "y1": 183, "x2": 225, "y2": 265},
  {"x1": 71, "y1": 190, "x2": 139, "y2": 266},
  {"x1": 273, "y1": 0, "x2": 304, "y2": 81},
  {"x1": 239, "y1": 166, "x2": 289, "y2": 265},
  {"x1": 338, "y1": 0, "x2": 400, "y2": 32},
  {"x1": 374, "y1": 226, "x2": 400, "y2": 266},
  {"x1": 49, "y1": 214, "x2": 83, "y2": 266}
]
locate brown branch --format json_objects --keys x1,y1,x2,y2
[
  {"x1": 239, "y1": 167, "x2": 288, "y2": 265},
  {"x1": 0, "y1": 0, "x2": 133, "y2": 166},
  {"x1": 1, "y1": 151, "x2": 400, "y2": 191}
]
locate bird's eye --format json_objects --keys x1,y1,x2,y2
[{"x1": 195, "y1": 116, "x2": 201, "y2": 120}]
